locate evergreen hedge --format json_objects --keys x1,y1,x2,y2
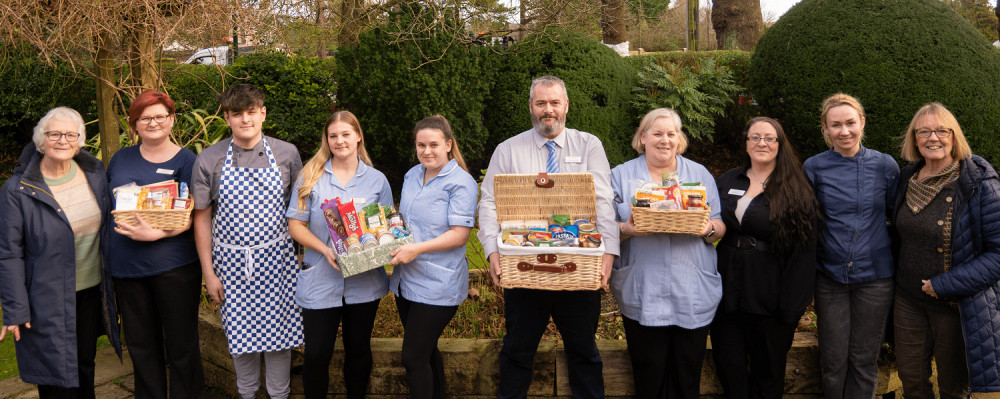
[{"x1": 750, "y1": 0, "x2": 1000, "y2": 164}]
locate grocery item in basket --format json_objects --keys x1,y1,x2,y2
[
  {"x1": 661, "y1": 172, "x2": 681, "y2": 187},
  {"x1": 650, "y1": 199, "x2": 679, "y2": 210},
  {"x1": 346, "y1": 235, "x2": 363, "y2": 255},
  {"x1": 636, "y1": 189, "x2": 666, "y2": 202},
  {"x1": 526, "y1": 231, "x2": 552, "y2": 241},
  {"x1": 321, "y1": 199, "x2": 349, "y2": 255},
  {"x1": 581, "y1": 232, "x2": 603, "y2": 248},
  {"x1": 362, "y1": 203, "x2": 386, "y2": 232},
  {"x1": 552, "y1": 214, "x2": 571, "y2": 226},
  {"x1": 681, "y1": 184, "x2": 708, "y2": 210},
  {"x1": 390, "y1": 226, "x2": 410, "y2": 238},
  {"x1": 360, "y1": 233, "x2": 378, "y2": 250},
  {"x1": 172, "y1": 197, "x2": 191, "y2": 210},
  {"x1": 525, "y1": 220, "x2": 548, "y2": 230},
  {"x1": 573, "y1": 219, "x2": 590, "y2": 227},
  {"x1": 537, "y1": 241, "x2": 552, "y2": 247},
  {"x1": 338, "y1": 200, "x2": 364, "y2": 239},
  {"x1": 146, "y1": 188, "x2": 173, "y2": 210},
  {"x1": 113, "y1": 183, "x2": 141, "y2": 211},
  {"x1": 178, "y1": 182, "x2": 189, "y2": 199},
  {"x1": 388, "y1": 208, "x2": 406, "y2": 229},
  {"x1": 549, "y1": 225, "x2": 565, "y2": 234},
  {"x1": 578, "y1": 223, "x2": 596, "y2": 234},
  {"x1": 500, "y1": 220, "x2": 525, "y2": 230}
]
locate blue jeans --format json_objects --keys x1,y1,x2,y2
[{"x1": 815, "y1": 274, "x2": 893, "y2": 399}]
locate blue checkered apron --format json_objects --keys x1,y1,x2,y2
[{"x1": 212, "y1": 138, "x2": 303, "y2": 354}]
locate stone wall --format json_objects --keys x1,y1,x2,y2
[{"x1": 199, "y1": 307, "x2": 901, "y2": 398}]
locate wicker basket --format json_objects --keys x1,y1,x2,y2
[
  {"x1": 631, "y1": 205, "x2": 710, "y2": 235},
  {"x1": 112, "y1": 200, "x2": 193, "y2": 230},
  {"x1": 337, "y1": 235, "x2": 414, "y2": 278},
  {"x1": 494, "y1": 173, "x2": 604, "y2": 291}
]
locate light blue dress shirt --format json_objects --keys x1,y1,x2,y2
[
  {"x1": 610, "y1": 154, "x2": 723, "y2": 328},
  {"x1": 389, "y1": 159, "x2": 478, "y2": 307},
  {"x1": 285, "y1": 158, "x2": 394, "y2": 309}
]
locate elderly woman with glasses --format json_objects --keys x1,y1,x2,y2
[
  {"x1": 0, "y1": 107, "x2": 122, "y2": 399},
  {"x1": 106, "y1": 90, "x2": 204, "y2": 398},
  {"x1": 889, "y1": 103, "x2": 1000, "y2": 398}
]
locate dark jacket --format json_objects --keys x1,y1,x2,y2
[
  {"x1": 0, "y1": 143, "x2": 122, "y2": 387},
  {"x1": 803, "y1": 147, "x2": 899, "y2": 284},
  {"x1": 715, "y1": 167, "x2": 817, "y2": 325},
  {"x1": 891, "y1": 155, "x2": 1000, "y2": 392}
]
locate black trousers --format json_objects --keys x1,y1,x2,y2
[
  {"x1": 621, "y1": 316, "x2": 709, "y2": 399},
  {"x1": 710, "y1": 311, "x2": 796, "y2": 399},
  {"x1": 498, "y1": 288, "x2": 603, "y2": 399},
  {"x1": 37, "y1": 286, "x2": 103, "y2": 399},
  {"x1": 114, "y1": 262, "x2": 205, "y2": 399},
  {"x1": 395, "y1": 292, "x2": 458, "y2": 399},
  {"x1": 301, "y1": 298, "x2": 380, "y2": 399}
]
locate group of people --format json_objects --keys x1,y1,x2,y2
[{"x1": 0, "y1": 75, "x2": 998, "y2": 399}]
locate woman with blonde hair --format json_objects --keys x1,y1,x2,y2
[
  {"x1": 286, "y1": 110, "x2": 392, "y2": 399},
  {"x1": 611, "y1": 107, "x2": 724, "y2": 399},
  {"x1": 890, "y1": 103, "x2": 1000, "y2": 398},
  {"x1": 388, "y1": 115, "x2": 478, "y2": 398},
  {"x1": 803, "y1": 93, "x2": 899, "y2": 399}
]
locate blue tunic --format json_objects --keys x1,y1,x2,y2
[
  {"x1": 610, "y1": 154, "x2": 723, "y2": 328},
  {"x1": 106, "y1": 145, "x2": 199, "y2": 278},
  {"x1": 285, "y1": 159, "x2": 394, "y2": 309},
  {"x1": 389, "y1": 159, "x2": 478, "y2": 307}
]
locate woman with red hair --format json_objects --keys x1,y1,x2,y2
[{"x1": 106, "y1": 90, "x2": 204, "y2": 398}]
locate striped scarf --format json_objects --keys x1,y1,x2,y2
[{"x1": 905, "y1": 161, "x2": 959, "y2": 214}]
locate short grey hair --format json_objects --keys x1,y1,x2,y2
[
  {"x1": 33, "y1": 107, "x2": 87, "y2": 153},
  {"x1": 631, "y1": 108, "x2": 687, "y2": 154},
  {"x1": 529, "y1": 75, "x2": 569, "y2": 102}
]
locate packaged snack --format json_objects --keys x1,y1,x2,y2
[
  {"x1": 551, "y1": 214, "x2": 571, "y2": 226},
  {"x1": 137, "y1": 188, "x2": 149, "y2": 210},
  {"x1": 525, "y1": 220, "x2": 548, "y2": 230},
  {"x1": 362, "y1": 202, "x2": 386, "y2": 232},
  {"x1": 338, "y1": 200, "x2": 365, "y2": 239},
  {"x1": 636, "y1": 189, "x2": 666, "y2": 202},
  {"x1": 390, "y1": 225, "x2": 411, "y2": 239},
  {"x1": 322, "y1": 199, "x2": 349, "y2": 255},
  {"x1": 500, "y1": 220, "x2": 525, "y2": 230},
  {"x1": 178, "y1": 182, "x2": 189, "y2": 199},
  {"x1": 172, "y1": 197, "x2": 191, "y2": 210}
]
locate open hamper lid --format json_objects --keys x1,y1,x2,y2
[{"x1": 493, "y1": 173, "x2": 597, "y2": 224}]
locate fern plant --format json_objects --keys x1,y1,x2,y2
[{"x1": 632, "y1": 58, "x2": 743, "y2": 141}]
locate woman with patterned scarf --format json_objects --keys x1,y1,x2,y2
[{"x1": 890, "y1": 102, "x2": 1000, "y2": 398}]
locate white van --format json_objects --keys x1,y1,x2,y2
[{"x1": 183, "y1": 46, "x2": 232, "y2": 65}]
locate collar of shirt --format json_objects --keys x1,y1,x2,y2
[
  {"x1": 531, "y1": 127, "x2": 568, "y2": 149},
  {"x1": 411, "y1": 158, "x2": 460, "y2": 187},
  {"x1": 324, "y1": 157, "x2": 369, "y2": 189},
  {"x1": 233, "y1": 137, "x2": 265, "y2": 157}
]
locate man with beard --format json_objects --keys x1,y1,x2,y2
[{"x1": 477, "y1": 75, "x2": 620, "y2": 399}]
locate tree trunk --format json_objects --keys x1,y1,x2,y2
[
  {"x1": 687, "y1": 0, "x2": 699, "y2": 50},
  {"x1": 316, "y1": 0, "x2": 327, "y2": 58},
  {"x1": 128, "y1": 25, "x2": 160, "y2": 91},
  {"x1": 338, "y1": 0, "x2": 362, "y2": 46},
  {"x1": 996, "y1": 0, "x2": 999, "y2": 41},
  {"x1": 601, "y1": 0, "x2": 626, "y2": 44},
  {"x1": 95, "y1": 32, "x2": 120, "y2": 166},
  {"x1": 711, "y1": 0, "x2": 763, "y2": 50}
]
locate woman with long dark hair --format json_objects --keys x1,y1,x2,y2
[{"x1": 712, "y1": 117, "x2": 821, "y2": 398}]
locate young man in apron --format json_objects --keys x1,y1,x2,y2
[{"x1": 192, "y1": 84, "x2": 304, "y2": 399}]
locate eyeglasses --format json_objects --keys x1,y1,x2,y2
[
  {"x1": 915, "y1": 128, "x2": 952, "y2": 138},
  {"x1": 747, "y1": 136, "x2": 777, "y2": 144},
  {"x1": 137, "y1": 115, "x2": 170, "y2": 125},
  {"x1": 44, "y1": 131, "x2": 81, "y2": 142}
]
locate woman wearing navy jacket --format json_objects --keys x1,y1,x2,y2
[
  {"x1": 388, "y1": 115, "x2": 478, "y2": 399},
  {"x1": 803, "y1": 93, "x2": 899, "y2": 399},
  {"x1": 286, "y1": 110, "x2": 393, "y2": 399},
  {"x1": 890, "y1": 103, "x2": 1000, "y2": 398}
]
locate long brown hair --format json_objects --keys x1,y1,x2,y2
[
  {"x1": 413, "y1": 115, "x2": 468, "y2": 171},
  {"x1": 296, "y1": 111, "x2": 373, "y2": 210},
  {"x1": 744, "y1": 117, "x2": 821, "y2": 253}
]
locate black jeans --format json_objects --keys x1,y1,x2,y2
[
  {"x1": 115, "y1": 262, "x2": 205, "y2": 399},
  {"x1": 893, "y1": 291, "x2": 969, "y2": 399},
  {"x1": 498, "y1": 288, "x2": 603, "y2": 399},
  {"x1": 37, "y1": 286, "x2": 103, "y2": 399},
  {"x1": 710, "y1": 311, "x2": 796, "y2": 399},
  {"x1": 395, "y1": 292, "x2": 458, "y2": 399},
  {"x1": 622, "y1": 316, "x2": 709, "y2": 399},
  {"x1": 301, "y1": 298, "x2": 380, "y2": 399}
]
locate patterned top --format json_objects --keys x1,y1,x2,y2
[{"x1": 44, "y1": 160, "x2": 101, "y2": 291}]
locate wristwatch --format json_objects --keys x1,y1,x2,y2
[{"x1": 702, "y1": 223, "x2": 716, "y2": 238}]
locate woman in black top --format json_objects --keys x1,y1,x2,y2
[{"x1": 712, "y1": 117, "x2": 821, "y2": 399}]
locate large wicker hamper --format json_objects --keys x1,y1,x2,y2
[{"x1": 493, "y1": 173, "x2": 605, "y2": 291}]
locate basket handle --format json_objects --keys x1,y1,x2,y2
[
  {"x1": 516, "y1": 261, "x2": 577, "y2": 273},
  {"x1": 535, "y1": 173, "x2": 555, "y2": 188}
]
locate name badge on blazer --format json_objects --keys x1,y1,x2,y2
[
  {"x1": 728, "y1": 188, "x2": 746, "y2": 196},
  {"x1": 353, "y1": 198, "x2": 367, "y2": 206},
  {"x1": 156, "y1": 168, "x2": 174, "y2": 175},
  {"x1": 565, "y1": 156, "x2": 582, "y2": 163}
]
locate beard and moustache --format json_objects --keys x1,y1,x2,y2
[{"x1": 531, "y1": 112, "x2": 565, "y2": 138}]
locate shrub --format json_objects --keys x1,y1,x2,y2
[
  {"x1": 335, "y1": 6, "x2": 497, "y2": 187},
  {"x1": 163, "y1": 64, "x2": 228, "y2": 114},
  {"x1": 482, "y1": 29, "x2": 641, "y2": 168},
  {"x1": 231, "y1": 51, "x2": 337, "y2": 156},
  {"x1": 750, "y1": 0, "x2": 1000, "y2": 164},
  {"x1": 632, "y1": 58, "x2": 743, "y2": 141}
]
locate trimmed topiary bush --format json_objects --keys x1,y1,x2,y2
[{"x1": 750, "y1": 0, "x2": 1000, "y2": 164}]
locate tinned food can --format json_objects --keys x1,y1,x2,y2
[
  {"x1": 346, "y1": 235, "x2": 363, "y2": 255},
  {"x1": 360, "y1": 233, "x2": 378, "y2": 250}
]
